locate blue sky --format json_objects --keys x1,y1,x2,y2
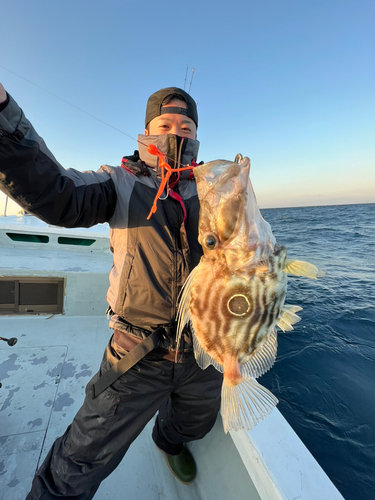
[{"x1": 1, "y1": 0, "x2": 374, "y2": 215}]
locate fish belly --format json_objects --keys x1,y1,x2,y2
[{"x1": 189, "y1": 258, "x2": 287, "y2": 370}]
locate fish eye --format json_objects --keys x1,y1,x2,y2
[{"x1": 203, "y1": 233, "x2": 219, "y2": 250}]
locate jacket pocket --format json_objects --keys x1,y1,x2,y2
[{"x1": 115, "y1": 248, "x2": 136, "y2": 314}]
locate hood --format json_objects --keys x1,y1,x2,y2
[{"x1": 137, "y1": 134, "x2": 200, "y2": 180}]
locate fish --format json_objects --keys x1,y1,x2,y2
[{"x1": 176, "y1": 155, "x2": 322, "y2": 433}]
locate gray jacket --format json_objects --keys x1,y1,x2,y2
[{"x1": 0, "y1": 95, "x2": 203, "y2": 335}]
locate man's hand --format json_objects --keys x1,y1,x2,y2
[{"x1": 0, "y1": 83, "x2": 7, "y2": 104}]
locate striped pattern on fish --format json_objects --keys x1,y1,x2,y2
[
  {"x1": 177, "y1": 155, "x2": 323, "y2": 433},
  {"x1": 189, "y1": 246, "x2": 286, "y2": 366}
]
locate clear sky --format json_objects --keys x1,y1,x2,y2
[{"x1": 1, "y1": 0, "x2": 374, "y2": 215}]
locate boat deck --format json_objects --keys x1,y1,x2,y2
[
  {"x1": 0, "y1": 214, "x2": 345, "y2": 500},
  {"x1": 0, "y1": 315, "x2": 258, "y2": 500}
]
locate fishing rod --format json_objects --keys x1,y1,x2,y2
[
  {"x1": 188, "y1": 68, "x2": 195, "y2": 94},
  {"x1": 183, "y1": 66, "x2": 195, "y2": 94},
  {"x1": 0, "y1": 64, "x2": 197, "y2": 166},
  {"x1": 0, "y1": 64, "x2": 198, "y2": 217},
  {"x1": 0, "y1": 64, "x2": 141, "y2": 147},
  {"x1": 184, "y1": 65, "x2": 189, "y2": 91}
]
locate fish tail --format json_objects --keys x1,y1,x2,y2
[{"x1": 221, "y1": 378, "x2": 278, "y2": 433}]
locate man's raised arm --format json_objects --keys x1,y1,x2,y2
[{"x1": 0, "y1": 83, "x2": 116, "y2": 228}]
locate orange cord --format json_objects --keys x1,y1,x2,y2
[{"x1": 146, "y1": 144, "x2": 194, "y2": 219}]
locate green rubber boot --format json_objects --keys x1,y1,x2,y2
[{"x1": 157, "y1": 445, "x2": 197, "y2": 485}]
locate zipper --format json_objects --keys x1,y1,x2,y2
[{"x1": 171, "y1": 137, "x2": 185, "y2": 325}]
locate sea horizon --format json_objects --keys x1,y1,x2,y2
[
  {"x1": 1, "y1": 198, "x2": 374, "y2": 218},
  {"x1": 260, "y1": 200, "x2": 375, "y2": 210}
]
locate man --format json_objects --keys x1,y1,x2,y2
[{"x1": 0, "y1": 84, "x2": 223, "y2": 499}]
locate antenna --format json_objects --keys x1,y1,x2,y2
[
  {"x1": 184, "y1": 65, "x2": 188, "y2": 91},
  {"x1": 188, "y1": 68, "x2": 195, "y2": 94}
]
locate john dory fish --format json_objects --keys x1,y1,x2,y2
[{"x1": 177, "y1": 155, "x2": 322, "y2": 433}]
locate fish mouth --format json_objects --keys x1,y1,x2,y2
[{"x1": 227, "y1": 294, "x2": 250, "y2": 316}]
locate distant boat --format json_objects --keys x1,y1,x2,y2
[{"x1": 0, "y1": 213, "x2": 345, "y2": 500}]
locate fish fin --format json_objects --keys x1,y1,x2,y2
[
  {"x1": 192, "y1": 327, "x2": 223, "y2": 372},
  {"x1": 221, "y1": 378, "x2": 278, "y2": 433},
  {"x1": 257, "y1": 261, "x2": 269, "y2": 273},
  {"x1": 176, "y1": 266, "x2": 199, "y2": 353},
  {"x1": 240, "y1": 329, "x2": 277, "y2": 378},
  {"x1": 284, "y1": 259, "x2": 324, "y2": 279},
  {"x1": 277, "y1": 304, "x2": 302, "y2": 332}
]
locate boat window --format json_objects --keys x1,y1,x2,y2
[
  {"x1": 6, "y1": 233, "x2": 49, "y2": 243},
  {"x1": 0, "y1": 281, "x2": 15, "y2": 305},
  {"x1": 0, "y1": 278, "x2": 64, "y2": 315},
  {"x1": 58, "y1": 237, "x2": 95, "y2": 246},
  {"x1": 19, "y1": 282, "x2": 59, "y2": 306}
]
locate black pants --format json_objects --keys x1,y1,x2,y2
[{"x1": 26, "y1": 347, "x2": 223, "y2": 499}]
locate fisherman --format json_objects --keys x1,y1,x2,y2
[{"x1": 0, "y1": 83, "x2": 223, "y2": 499}]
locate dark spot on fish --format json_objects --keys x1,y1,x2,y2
[{"x1": 227, "y1": 295, "x2": 250, "y2": 316}]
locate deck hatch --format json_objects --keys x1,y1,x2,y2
[
  {"x1": 6, "y1": 232, "x2": 49, "y2": 243},
  {"x1": 0, "y1": 277, "x2": 64, "y2": 314}
]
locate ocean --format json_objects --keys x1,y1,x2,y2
[{"x1": 259, "y1": 203, "x2": 375, "y2": 500}]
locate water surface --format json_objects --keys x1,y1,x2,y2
[{"x1": 260, "y1": 203, "x2": 375, "y2": 500}]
